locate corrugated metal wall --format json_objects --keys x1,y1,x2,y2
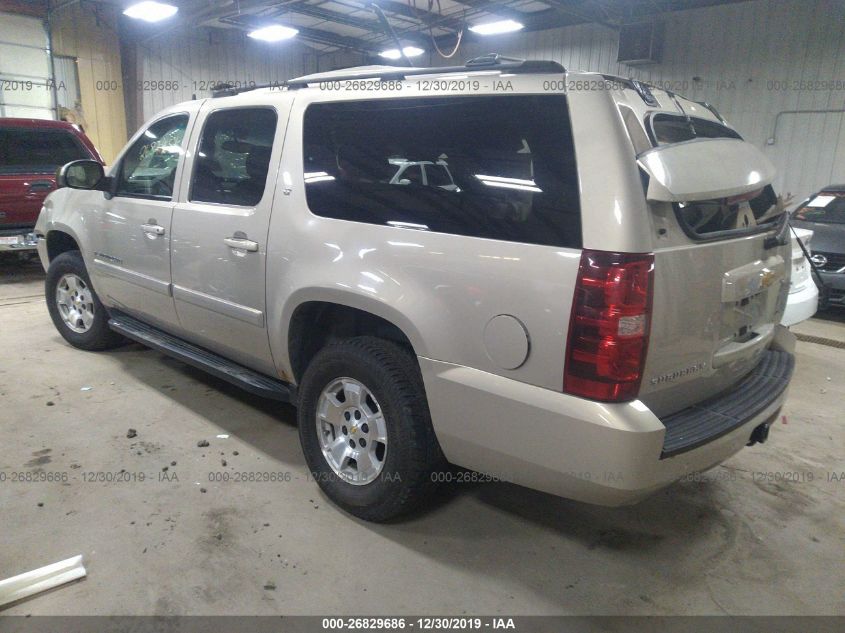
[
  {"x1": 134, "y1": 0, "x2": 845, "y2": 202},
  {"x1": 133, "y1": 28, "x2": 357, "y2": 125}
]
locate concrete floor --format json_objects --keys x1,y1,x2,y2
[{"x1": 1, "y1": 252, "x2": 843, "y2": 616}]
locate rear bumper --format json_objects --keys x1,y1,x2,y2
[
  {"x1": 420, "y1": 340, "x2": 795, "y2": 506},
  {"x1": 0, "y1": 228, "x2": 38, "y2": 252},
  {"x1": 782, "y1": 283, "x2": 818, "y2": 326}
]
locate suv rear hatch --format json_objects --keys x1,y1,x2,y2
[{"x1": 618, "y1": 95, "x2": 791, "y2": 420}]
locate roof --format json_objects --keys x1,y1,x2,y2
[{"x1": 0, "y1": 118, "x2": 81, "y2": 130}]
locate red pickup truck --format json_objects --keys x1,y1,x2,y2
[{"x1": 0, "y1": 118, "x2": 102, "y2": 254}]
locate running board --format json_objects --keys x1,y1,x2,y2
[{"x1": 108, "y1": 313, "x2": 294, "y2": 402}]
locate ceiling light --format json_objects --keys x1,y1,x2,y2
[
  {"x1": 248, "y1": 24, "x2": 299, "y2": 42},
  {"x1": 378, "y1": 46, "x2": 425, "y2": 60},
  {"x1": 123, "y1": 1, "x2": 178, "y2": 22},
  {"x1": 468, "y1": 19, "x2": 524, "y2": 35}
]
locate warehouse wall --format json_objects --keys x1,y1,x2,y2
[
  {"x1": 430, "y1": 0, "x2": 845, "y2": 204},
  {"x1": 130, "y1": 28, "x2": 357, "y2": 131},
  {"x1": 50, "y1": 3, "x2": 127, "y2": 164}
]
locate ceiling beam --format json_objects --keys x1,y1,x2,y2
[{"x1": 275, "y1": 1, "x2": 382, "y2": 32}]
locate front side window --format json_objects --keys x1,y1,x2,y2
[
  {"x1": 190, "y1": 108, "x2": 277, "y2": 207},
  {"x1": 302, "y1": 95, "x2": 581, "y2": 248},
  {"x1": 0, "y1": 128, "x2": 91, "y2": 175},
  {"x1": 116, "y1": 114, "x2": 189, "y2": 199}
]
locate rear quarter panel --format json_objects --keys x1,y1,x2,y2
[{"x1": 265, "y1": 80, "x2": 587, "y2": 390}]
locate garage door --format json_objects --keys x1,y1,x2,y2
[{"x1": 0, "y1": 12, "x2": 54, "y2": 120}]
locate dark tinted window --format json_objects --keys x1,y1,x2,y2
[
  {"x1": 116, "y1": 114, "x2": 188, "y2": 199},
  {"x1": 675, "y1": 185, "x2": 780, "y2": 238},
  {"x1": 303, "y1": 95, "x2": 581, "y2": 248},
  {"x1": 651, "y1": 113, "x2": 741, "y2": 145},
  {"x1": 190, "y1": 108, "x2": 277, "y2": 207},
  {"x1": 793, "y1": 191, "x2": 845, "y2": 224},
  {"x1": 0, "y1": 128, "x2": 91, "y2": 175}
]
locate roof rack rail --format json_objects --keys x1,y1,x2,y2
[
  {"x1": 211, "y1": 54, "x2": 565, "y2": 97},
  {"x1": 211, "y1": 81, "x2": 284, "y2": 98},
  {"x1": 285, "y1": 54, "x2": 565, "y2": 90}
]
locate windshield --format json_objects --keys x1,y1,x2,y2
[
  {"x1": 0, "y1": 127, "x2": 91, "y2": 175},
  {"x1": 793, "y1": 191, "x2": 845, "y2": 224}
]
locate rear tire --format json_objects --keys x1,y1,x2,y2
[
  {"x1": 297, "y1": 336, "x2": 445, "y2": 522},
  {"x1": 45, "y1": 250, "x2": 125, "y2": 351}
]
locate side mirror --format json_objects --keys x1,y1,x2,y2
[{"x1": 57, "y1": 160, "x2": 106, "y2": 190}]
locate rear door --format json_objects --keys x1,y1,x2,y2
[{"x1": 636, "y1": 138, "x2": 790, "y2": 417}]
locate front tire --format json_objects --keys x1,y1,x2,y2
[
  {"x1": 297, "y1": 336, "x2": 445, "y2": 522},
  {"x1": 45, "y1": 250, "x2": 125, "y2": 351}
]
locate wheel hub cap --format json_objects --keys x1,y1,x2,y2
[
  {"x1": 316, "y1": 377, "x2": 387, "y2": 485},
  {"x1": 56, "y1": 273, "x2": 95, "y2": 333}
]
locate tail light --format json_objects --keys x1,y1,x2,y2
[{"x1": 564, "y1": 249, "x2": 654, "y2": 402}]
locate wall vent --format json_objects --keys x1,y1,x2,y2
[{"x1": 617, "y1": 21, "x2": 664, "y2": 66}]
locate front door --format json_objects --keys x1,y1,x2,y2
[
  {"x1": 170, "y1": 104, "x2": 285, "y2": 375},
  {"x1": 88, "y1": 113, "x2": 191, "y2": 331}
]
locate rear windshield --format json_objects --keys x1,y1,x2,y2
[
  {"x1": 650, "y1": 113, "x2": 742, "y2": 145},
  {"x1": 0, "y1": 127, "x2": 91, "y2": 175},
  {"x1": 793, "y1": 192, "x2": 845, "y2": 224},
  {"x1": 675, "y1": 185, "x2": 780, "y2": 238},
  {"x1": 302, "y1": 95, "x2": 581, "y2": 248}
]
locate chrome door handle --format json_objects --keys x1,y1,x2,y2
[
  {"x1": 224, "y1": 237, "x2": 259, "y2": 252},
  {"x1": 141, "y1": 223, "x2": 165, "y2": 236}
]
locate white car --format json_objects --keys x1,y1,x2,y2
[{"x1": 782, "y1": 227, "x2": 818, "y2": 326}]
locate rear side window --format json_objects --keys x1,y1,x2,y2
[
  {"x1": 675, "y1": 185, "x2": 780, "y2": 238},
  {"x1": 650, "y1": 114, "x2": 741, "y2": 145},
  {"x1": 793, "y1": 192, "x2": 845, "y2": 224},
  {"x1": 302, "y1": 95, "x2": 581, "y2": 248},
  {"x1": 0, "y1": 127, "x2": 91, "y2": 175},
  {"x1": 190, "y1": 107, "x2": 277, "y2": 207}
]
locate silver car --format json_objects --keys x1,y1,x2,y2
[{"x1": 35, "y1": 56, "x2": 796, "y2": 521}]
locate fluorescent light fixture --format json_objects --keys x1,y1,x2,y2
[
  {"x1": 378, "y1": 46, "x2": 425, "y2": 60},
  {"x1": 468, "y1": 19, "x2": 524, "y2": 35},
  {"x1": 123, "y1": 1, "x2": 178, "y2": 22},
  {"x1": 248, "y1": 24, "x2": 299, "y2": 42}
]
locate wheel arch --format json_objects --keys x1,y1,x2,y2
[
  {"x1": 282, "y1": 289, "x2": 427, "y2": 384},
  {"x1": 45, "y1": 228, "x2": 81, "y2": 264}
]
